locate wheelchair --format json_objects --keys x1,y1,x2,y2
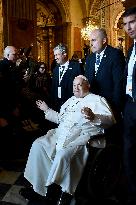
[{"x1": 75, "y1": 124, "x2": 123, "y2": 204}]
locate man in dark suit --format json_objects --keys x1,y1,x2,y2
[
  {"x1": 51, "y1": 43, "x2": 82, "y2": 112},
  {"x1": 85, "y1": 28, "x2": 125, "y2": 122},
  {"x1": 122, "y1": 7, "x2": 136, "y2": 205},
  {"x1": 0, "y1": 46, "x2": 22, "y2": 161}
]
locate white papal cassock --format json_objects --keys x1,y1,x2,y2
[{"x1": 24, "y1": 93, "x2": 115, "y2": 196}]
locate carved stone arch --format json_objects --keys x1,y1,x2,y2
[
  {"x1": 114, "y1": 10, "x2": 124, "y2": 30},
  {"x1": 89, "y1": 0, "x2": 104, "y2": 16},
  {"x1": 36, "y1": 0, "x2": 71, "y2": 71},
  {"x1": 37, "y1": 0, "x2": 69, "y2": 25},
  {"x1": 52, "y1": 0, "x2": 70, "y2": 22},
  {"x1": 37, "y1": 1, "x2": 55, "y2": 27},
  {"x1": 89, "y1": 0, "x2": 108, "y2": 28},
  {"x1": 36, "y1": 1, "x2": 56, "y2": 64},
  {"x1": 112, "y1": 4, "x2": 124, "y2": 30},
  {"x1": 113, "y1": 9, "x2": 125, "y2": 53},
  {"x1": 105, "y1": 0, "x2": 125, "y2": 48},
  {"x1": 78, "y1": 0, "x2": 87, "y2": 18},
  {"x1": 88, "y1": 0, "x2": 125, "y2": 49}
]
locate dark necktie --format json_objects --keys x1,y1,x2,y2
[
  {"x1": 96, "y1": 54, "x2": 100, "y2": 66},
  {"x1": 60, "y1": 66, "x2": 65, "y2": 78},
  {"x1": 95, "y1": 54, "x2": 100, "y2": 76}
]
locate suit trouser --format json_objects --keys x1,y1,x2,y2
[{"x1": 123, "y1": 98, "x2": 136, "y2": 199}]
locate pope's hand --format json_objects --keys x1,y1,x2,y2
[
  {"x1": 81, "y1": 107, "x2": 95, "y2": 121},
  {"x1": 36, "y1": 100, "x2": 48, "y2": 112}
]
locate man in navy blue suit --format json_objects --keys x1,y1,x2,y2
[
  {"x1": 122, "y1": 7, "x2": 136, "y2": 205},
  {"x1": 51, "y1": 43, "x2": 82, "y2": 112},
  {"x1": 85, "y1": 28, "x2": 125, "y2": 122}
]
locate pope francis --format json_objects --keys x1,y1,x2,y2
[{"x1": 20, "y1": 75, "x2": 115, "y2": 205}]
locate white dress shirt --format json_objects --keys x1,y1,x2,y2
[{"x1": 126, "y1": 40, "x2": 136, "y2": 96}]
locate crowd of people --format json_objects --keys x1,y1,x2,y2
[
  {"x1": 0, "y1": 6, "x2": 136, "y2": 205},
  {"x1": 0, "y1": 45, "x2": 52, "y2": 160}
]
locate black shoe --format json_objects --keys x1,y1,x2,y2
[
  {"x1": 19, "y1": 187, "x2": 45, "y2": 201},
  {"x1": 57, "y1": 192, "x2": 73, "y2": 205},
  {"x1": 47, "y1": 184, "x2": 61, "y2": 198}
]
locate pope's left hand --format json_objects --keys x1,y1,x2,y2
[{"x1": 81, "y1": 107, "x2": 95, "y2": 121}]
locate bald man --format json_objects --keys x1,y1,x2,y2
[
  {"x1": 0, "y1": 46, "x2": 22, "y2": 161},
  {"x1": 3, "y1": 46, "x2": 18, "y2": 63},
  {"x1": 0, "y1": 46, "x2": 19, "y2": 120},
  {"x1": 85, "y1": 28, "x2": 125, "y2": 122}
]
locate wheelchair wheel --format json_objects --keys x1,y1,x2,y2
[{"x1": 87, "y1": 144, "x2": 122, "y2": 198}]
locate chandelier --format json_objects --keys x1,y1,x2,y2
[{"x1": 81, "y1": 17, "x2": 98, "y2": 40}]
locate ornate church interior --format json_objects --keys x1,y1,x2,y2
[
  {"x1": 0, "y1": 0, "x2": 136, "y2": 205},
  {"x1": 0, "y1": 0, "x2": 135, "y2": 69}
]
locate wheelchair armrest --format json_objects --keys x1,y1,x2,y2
[
  {"x1": 87, "y1": 133, "x2": 106, "y2": 149},
  {"x1": 86, "y1": 124, "x2": 118, "y2": 150}
]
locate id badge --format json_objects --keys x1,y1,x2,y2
[{"x1": 58, "y1": 86, "x2": 61, "y2": 98}]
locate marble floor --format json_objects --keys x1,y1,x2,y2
[
  {"x1": 0, "y1": 159, "x2": 127, "y2": 205},
  {"x1": 0, "y1": 119, "x2": 127, "y2": 205},
  {"x1": 0, "y1": 160, "x2": 29, "y2": 205},
  {"x1": 0, "y1": 160, "x2": 77, "y2": 205}
]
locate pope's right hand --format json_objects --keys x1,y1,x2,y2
[{"x1": 36, "y1": 100, "x2": 48, "y2": 112}]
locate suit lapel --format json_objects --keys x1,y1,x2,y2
[
  {"x1": 127, "y1": 46, "x2": 133, "y2": 62},
  {"x1": 54, "y1": 65, "x2": 60, "y2": 85},
  {"x1": 123, "y1": 47, "x2": 133, "y2": 79},
  {"x1": 90, "y1": 54, "x2": 95, "y2": 77},
  {"x1": 59, "y1": 63, "x2": 71, "y2": 85},
  {"x1": 91, "y1": 55, "x2": 96, "y2": 69}
]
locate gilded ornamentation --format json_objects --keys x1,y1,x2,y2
[{"x1": 54, "y1": 0, "x2": 71, "y2": 22}]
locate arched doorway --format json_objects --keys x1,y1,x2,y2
[
  {"x1": 114, "y1": 10, "x2": 125, "y2": 55},
  {"x1": 36, "y1": 1, "x2": 62, "y2": 71},
  {"x1": 36, "y1": 0, "x2": 71, "y2": 70}
]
